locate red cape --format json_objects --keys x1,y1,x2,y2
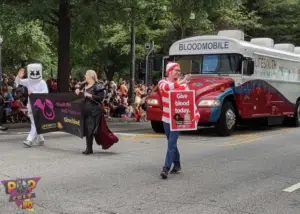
[{"x1": 94, "y1": 114, "x2": 119, "y2": 150}]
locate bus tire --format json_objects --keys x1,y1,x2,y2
[
  {"x1": 151, "y1": 121, "x2": 164, "y2": 133},
  {"x1": 215, "y1": 101, "x2": 236, "y2": 136},
  {"x1": 291, "y1": 100, "x2": 300, "y2": 127}
]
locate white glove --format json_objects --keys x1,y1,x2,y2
[{"x1": 75, "y1": 89, "x2": 80, "y2": 95}]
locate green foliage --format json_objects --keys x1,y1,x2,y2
[
  {"x1": 211, "y1": 0, "x2": 262, "y2": 31},
  {"x1": 0, "y1": 20, "x2": 56, "y2": 78},
  {"x1": 0, "y1": 0, "x2": 57, "y2": 78},
  {"x1": 247, "y1": 0, "x2": 300, "y2": 44},
  {"x1": 1, "y1": 0, "x2": 300, "y2": 81}
]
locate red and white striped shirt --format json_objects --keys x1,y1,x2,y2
[{"x1": 158, "y1": 78, "x2": 200, "y2": 124}]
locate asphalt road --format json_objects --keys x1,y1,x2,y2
[{"x1": 1, "y1": 122, "x2": 300, "y2": 213}]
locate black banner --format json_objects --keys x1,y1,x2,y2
[{"x1": 29, "y1": 93, "x2": 85, "y2": 138}]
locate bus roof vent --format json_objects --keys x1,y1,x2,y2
[
  {"x1": 294, "y1": 47, "x2": 300, "y2": 54},
  {"x1": 250, "y1": 38, "x2": 274, "y2": 48},
  {"x1": 217, "y1": 30, "x2": 244, "y2": 40},
  {"x1": 274, "y1": 43, "x2": 295, "y2": 52}
]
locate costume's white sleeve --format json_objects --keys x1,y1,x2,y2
[
  {"x1": 15, "y1": 76, "x2": 29, "y2": 87},
  {"x1": 38, "y1": 80, "x2": 49, "y2": 93},
  {"x1": 33, "y1": 80, "x2": 49, "y2": 93}
]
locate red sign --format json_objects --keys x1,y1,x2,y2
[{"x1": 169, "y1": 90, "x2": 197, "y2": 131}]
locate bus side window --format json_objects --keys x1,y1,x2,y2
[
  {"x1": 202, "y1": 55, "x2": 218, "y2": 73},
  {"x1": 243, "y1": 58, "x2": 254, "y2": 75}
]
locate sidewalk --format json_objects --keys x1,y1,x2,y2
[{"x1": 3, "y1": 117, "x2": 139, "y2": 129}]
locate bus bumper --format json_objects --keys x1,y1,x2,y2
[{"x1": 199, "y1": 107, "x2": 221, "y2": 123}]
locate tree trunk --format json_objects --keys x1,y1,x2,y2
[
  {"x1": 181, "y1": 26, "x2": 185, "y2": 39},
  {"x1": 57, "y1": 0, "x2": 71, "y2": 92},
  {"x1": 95, "y1": 65, "x2": 100, "y2": 77},
  {"x1": 180, "y1": 15, "x2": 185, "y2": 39},
  {"x1": 129, "y1": 6, "x2": 136, "y2": 102},
  {"x1": 105, "y1": 67, "x2": 115, "y2": 81}
]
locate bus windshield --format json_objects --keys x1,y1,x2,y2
[{"x1": 174, "y1": 54, "x2": 243, "y2": 75}]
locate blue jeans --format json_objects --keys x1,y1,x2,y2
[{"x1": 163, "y1": 122, "x2": 180, "y2": 169}]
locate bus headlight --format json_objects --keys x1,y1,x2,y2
[
  {"x1": 198, "y1": 100, "x2": 220, "y2": 107},
  {"x1": 147, "y1": 98, "x2": 159, "y2": 105}
]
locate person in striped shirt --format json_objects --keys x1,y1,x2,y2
[{"x1": 159, "y1": 62, "x2": 200, "y2": 179}]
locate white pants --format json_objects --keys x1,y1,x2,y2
[{"x1": 26, "y1": 112, "x2": 44, "y2": 142}]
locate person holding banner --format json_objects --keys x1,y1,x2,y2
[
  {"x1": 75, "y1": 70, "x2": 118, "y2": 154},
  {"x1": 159, "y1": 62, "x2": 200, "y2": 179},
  {"x1": 15, "y1": 63, "x2": 49, "y2": 147}
]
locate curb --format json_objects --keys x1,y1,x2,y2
[
  {"x1": 3, "y1": 118, "x2": 139, "y2": 130},
  {"x1": 105, "y1": 118, "x2": 138, "y2": 123},
  {"x1": 4, "y1": 123, "x2": 30, "y2": 129}
]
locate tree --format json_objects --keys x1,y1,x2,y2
[
  {"x1": 1, "y1": 0, "x2": 125, "y2": 91},
  {"x1": 0, "y1": 1, "x2": 56, "y2": 77},
  {"x1": 70, "y1": 0, "x2": 170, "y2": 81},
  {"x1": 3, "y1": 0, "x2": 300, "y2": 88},
  {"x1": 210, "y1": 0, "x2": 261, "y2": 32},
  {"x1": 245, "y1": 0, "x2": 300, "y2": 45}
]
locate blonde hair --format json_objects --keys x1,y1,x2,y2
[{"x1": 86, "y1": 70, "x2": 98, "y2": 82}]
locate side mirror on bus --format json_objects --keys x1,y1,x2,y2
[{"x1": 243, "y1": 59, "x2": 254, "y2": 75}]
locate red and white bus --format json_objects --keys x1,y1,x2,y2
[{"x1": 146, "y1": 30, "x2": 300, "y2": 136}]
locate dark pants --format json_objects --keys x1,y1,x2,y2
[
  {"x1": 84, "y1": 115, "x2": 96, "y2": 150},
  {"x1": 163, "y1": 122, "x2": 180, "y2": 169}
]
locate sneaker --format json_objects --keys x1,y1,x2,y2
[
  {"x1": 160, "y1": 167, "x2": 169, "y2": 179},
  {"x1": 170, "y1": 164, "x2": 182, "y2": 174},
  {"x1": 23, "y1": 140, "x2": 32, "y2": 148},
  {"x1": 0, "y1": 126, "x2": 8, "y2": 131}
]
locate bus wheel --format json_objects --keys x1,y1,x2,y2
[
  {"x1": 215, "y1": 101, "x2": 236, "y2": 136},
  {"x1": 292, "y1": 100, "x2": 300, "y2": 127},
  {"x1": 151, "y1": 121, "x2": 164, "y2": 133}
]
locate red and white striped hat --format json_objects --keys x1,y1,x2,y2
[{"x1": 166, "y1": 62, "x2": 180, "y2": 75}]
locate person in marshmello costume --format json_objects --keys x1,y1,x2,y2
[{"x1": 15, "y1": 63, "x2": 49, "y2": 147}]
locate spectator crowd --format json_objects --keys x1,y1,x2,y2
[
  {"x1": 48, "y1": 75, "x2": 158, "y2": 122},
  {"x1": 0, "y1": 68, "x2": 158, "y2": 125}
]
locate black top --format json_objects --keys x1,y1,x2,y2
[{"x1": 81, "y1": 83, "x2": 106, "y2": 116}]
